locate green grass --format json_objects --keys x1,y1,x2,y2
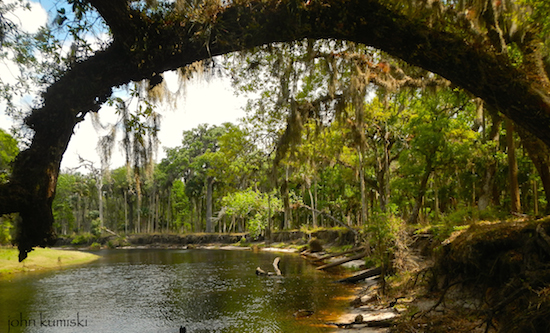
[{"x1": 0, "y1": 247, "x2": 99, "y2": 276}]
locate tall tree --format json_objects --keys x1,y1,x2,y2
[
  {"x1": 506, "y1": 118, "x2": 521, "y2": 213},
  {"x1": 398, "y1": 89, "x2": 478, "y2": 224},
  {"x1": 516, "y1": 127, "x2": 550, "y2": 214},
  {"x1": 162, "y1": 124, "x2": 226, "y2": 232}
]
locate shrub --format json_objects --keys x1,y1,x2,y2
[
  {"x1": 238, "y1": 236, "x2": 250, "y2": 247},
  {"x1": 365, "y1": 212, "x2": 404, "y2": 268},
  {"x1": 90, "y1": 218, "x2": 101, "y2": 237},
  {"x1": 71, "y1": 233, "x2": 95, "y2": 245},
  {"x1": 90, "y1": 242, "x2": 101, "y2": 250}
]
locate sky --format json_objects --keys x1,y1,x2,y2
[
  {"x1": 64, "y1": 75, "x2": 248, "y2": 170},
  {"x1": 0, "y1": 0, "x2": 249, "y2": 171}
]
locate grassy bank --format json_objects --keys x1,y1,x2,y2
[{"x1": 0, "y1": 247, "x2": 99, "y2": 276}]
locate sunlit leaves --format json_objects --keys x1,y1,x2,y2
[
  {"x1": 0, "y1": 129, "x2": 18, "y2": 184},
  {"x1": 221, "y1": 188, "x2": 281, "y2": 237}
]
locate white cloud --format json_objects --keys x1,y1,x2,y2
[
  {"x1": 0, "y1": 1, "x2": 49, "y2": 127},
  {"x1": 5, "y1": 1, "x2": 48, "y2": 34}
]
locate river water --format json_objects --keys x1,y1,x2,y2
[{"x1": 0, "y1": 249, "x2": 352, "y2": 333}]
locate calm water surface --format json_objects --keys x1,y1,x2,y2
[{"x1": 0, "y1": 249, "x2": 352, "y2": 333}]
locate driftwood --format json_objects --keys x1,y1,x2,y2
[
  {"x1": 101, "y1": 227, "x2": 122, "y2": 238},
  {"x1": 316, "y1": 251, "x2": 368, "y2": 270},
  {"x1": 272, "y1": 257, "x2": 282, "y2": 276},
  {"x1": 312, "y1": 246, "x2": 366, "y2": 262},
  {"x1": 335, "y1": 266, "x2": 382, "y2": 283},
  {"x1": 256, "y1": 257, "x2": 282, "y2": 276},
  {"x1": 300, "y1": 251, "x2": 324, "y2": 261},
  {"x1": 326, "y1": 317, "x2": 396, "y2": 329}
]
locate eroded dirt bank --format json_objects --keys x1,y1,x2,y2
[
  {"x1": 411, "y1": 219, "x2": 550, "y2": 333},
  {"x1": 368, "y1": 218, "x2": 550, "y2": 333},
  {"x1": 321, "y1": 218, "x2": 550, "y2": 332}
]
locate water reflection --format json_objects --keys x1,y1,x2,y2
[{"x1": 0, "y1": 249, "x2": 351, "y2": 333}]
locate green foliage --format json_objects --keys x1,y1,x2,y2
[
  {"x1": 222, "y1": 188, "x2": 282, "y2": 238},
  {"x1": 0, "y1": 214, "x2": 16, "y2": 245},
  {"x1": 170, "y1": 179, "x2": 192, "y2": 230},
  {"x1": 89, "y1": 242, "x2": 101, "y2": 250},
  {"x1": 365, "y1": 212, "x2": 404, "y2": 267},
  {"x1": 238, "y1": 236, "x2": 250, "y2": 247},
  {"x1": 90, "y1": 218, "x2": 101, "y2": 237},
  {"x1": 0, "y1": 129, "x2": 18, "y2": 184},
  {"x1": 516, "y1": 0, "x2": 550, "y2": 38},
  {"x1": 71, "y1": 233, "x2": 95, "y2": 245},
  {"x1": 367, "y1": 212, "x2": 402, "y2": 252}
]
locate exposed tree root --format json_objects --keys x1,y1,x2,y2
[{"x1": 390, "y1": 218, "x2": 550, "y2": 333}]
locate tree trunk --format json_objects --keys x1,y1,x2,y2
[
  {"x1": 266, "y1": 191, "x2": 272, "y2": 243},
  {"x1": 517, "y1": 127, "x2": 550, "y2": 215},
  {"x1": 316, "y1": 250, "x2": 368, "y2": 270},
  {"x1": 124, "y1": 189, "x2": 128, "y2": 235},
  {"x1": 314, "y1": 177, "x2": 319, "y2": 227},
  {"x1": 307, "y1": 185, "x2": 317, "y2": 228},
  {"x1": 376, "y1": 128, "x2": 394, "y2": 213},
  {"x1": 281, "y1": 165, "x2": 292, "y2": 230},
  {"x1": 128, "y1": 192, "x2": 135, "y2": 233},
  {"x1": 534, "y1": 179, "x2": 539, "y2": 216},
  {"x1": 206, "y1": 176, "x2": 214, "y2": 233},
  {"x1": 506, "y1": 119, "x2": 521, "y2": 214},
  {"x1": 478, "y1": 112, "x2": 502, "y2": 211},
  {"x1": 156, "y1": 192, "x2": 160, "y2": 232},
  {"x1": 357, "y1": 146, "x2": 367, "y2": 225},
  {"x1": 433, "y1": 178, "x2": 440, "y2": 218},
  {"x1": 407, "y1": 158, "x2": 434, "y2": 225},
  {"x1": 167, "y1": 188, "x2": 172, "y2": 232},
  {"x1": 136, "y1": 196, "x2": 141, "y2": 234},
  {"x1": 98, "y1": 180, "x2": 104, "y2": 230}
]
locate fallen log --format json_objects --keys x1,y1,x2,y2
[
  {"x1": 335, "y1": 266, "x2": 382, "y2": 283},
  {"x1": 300, "y1": 251, "x2": 324, "y2": 261},
  {"x1": 326, "y1": 316, "x2": 396, "y2": 329},
  {"x1": 316, "y1": 251, "x2": 368, "y2": 270},
  {"x1": 312, "y1": 246, "x2": 365, "y2": 262},
  {"x1": 101, "y1": 227, "x2": 122, "y2": 238}
]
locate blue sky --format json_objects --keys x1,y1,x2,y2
[{"x1": 0, "y1": 0, "x2": 248, "y2": 170}]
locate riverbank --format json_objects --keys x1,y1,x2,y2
[
  {"x1": 54, "y1": 228, "x2": 356, "y2": 248},
  {"x1": 0, "y1": 247, "x2": 99, "y2": 276}
]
